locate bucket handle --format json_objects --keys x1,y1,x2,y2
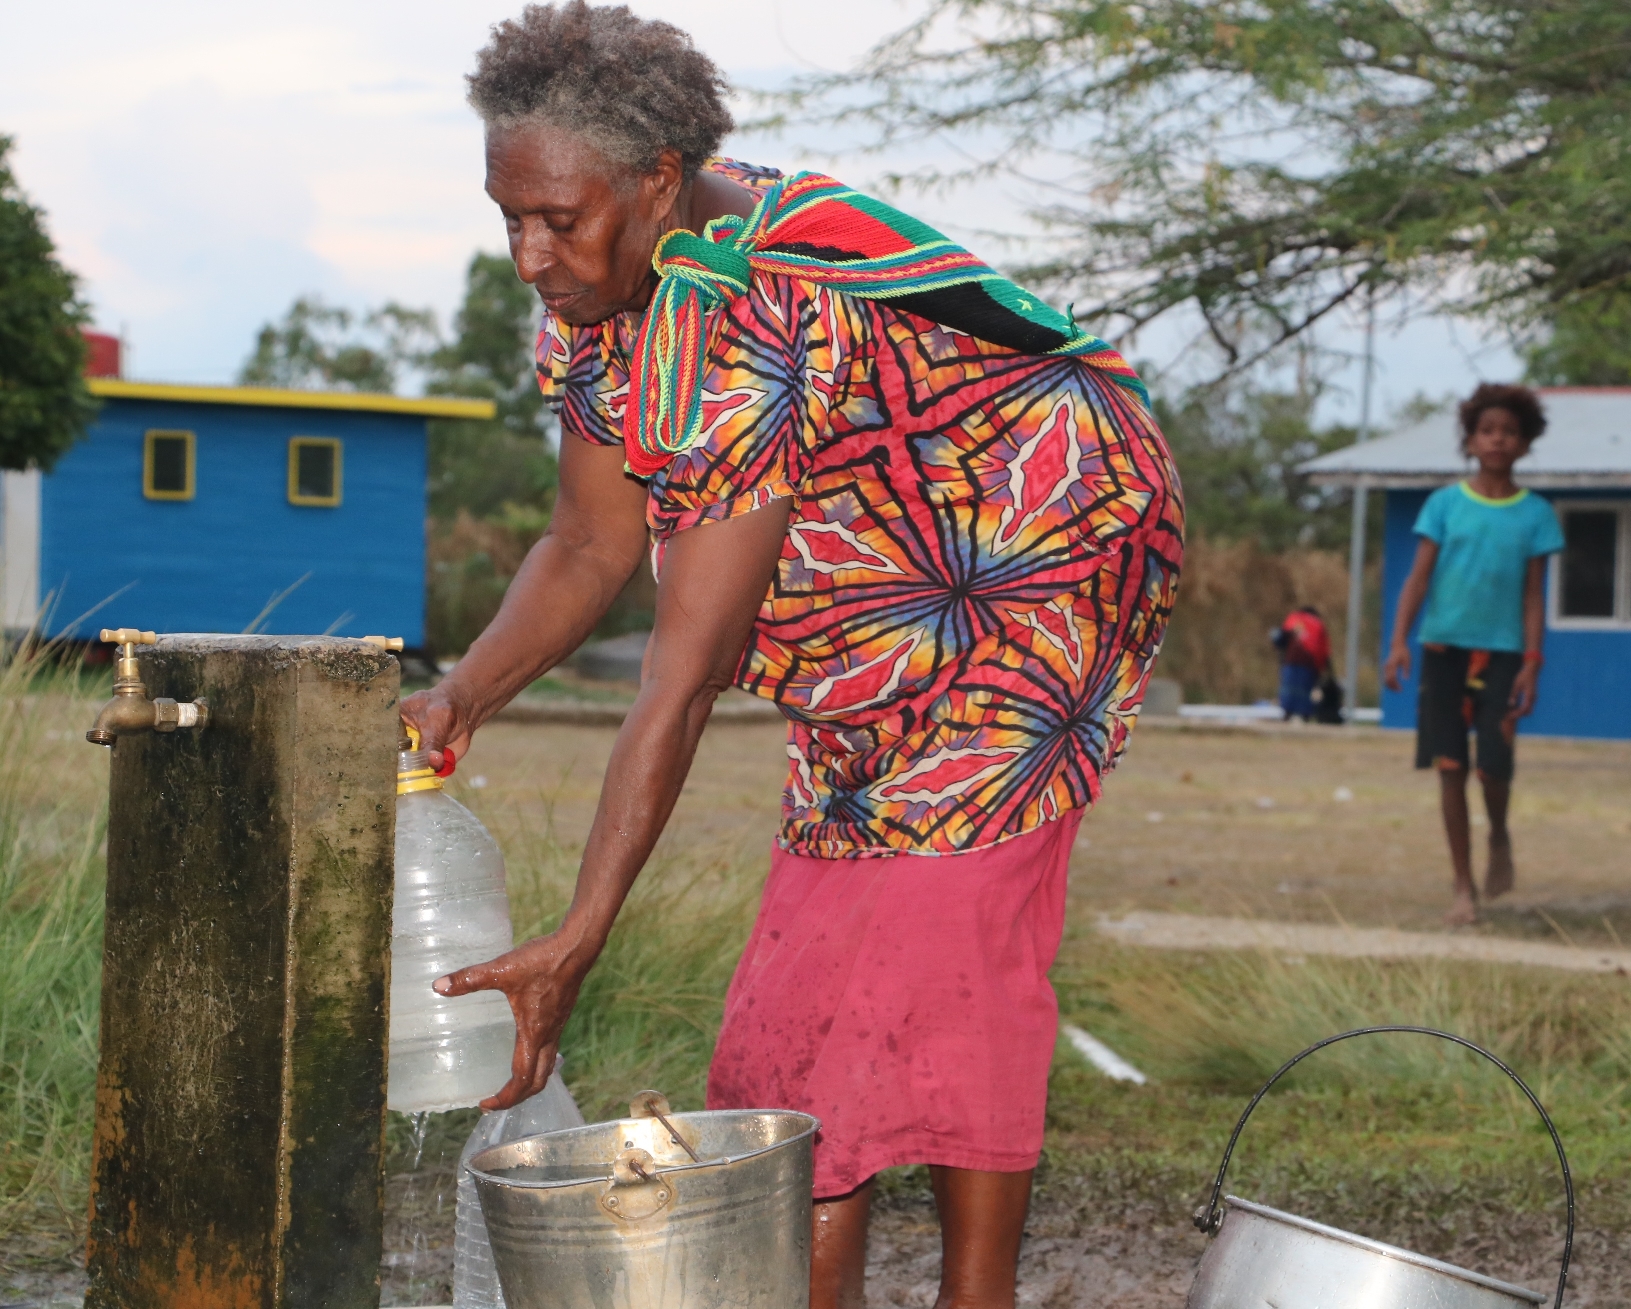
[{"x1": 1192, "y1": 1025, "x2": 1573, "y2": 1309}]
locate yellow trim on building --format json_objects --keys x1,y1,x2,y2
[
  {"x1": 89, "y1": 378, "x2": 496, "y2": 420},
  {"x1": 288, "y1": 437, "x2": 343, "y2": 507},
  {"x1": 143, "y1": 429, "x2": 196, "y2": 501}
]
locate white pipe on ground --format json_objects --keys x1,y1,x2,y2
[{"x1": 1061, "y1": 1024, "x2": 1148, "y2": 1084}]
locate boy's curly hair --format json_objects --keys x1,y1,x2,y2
[
  {"x1": 1458, "y1": 383, "x2": 1547, "y2": 447},
  {"x1": 466, "y1": 3, "x2": 733, "y2": 177}
]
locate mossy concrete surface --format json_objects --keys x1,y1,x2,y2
[{"x1": 87, "y1": 637, "x2": 399, "y2": 1309}]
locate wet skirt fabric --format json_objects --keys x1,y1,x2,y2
[{"x1": 705, "y1": 810, "x2": 1082, "y2": 1198}]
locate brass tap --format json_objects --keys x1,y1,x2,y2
[{"x1": 86, "y1": 629, "x2": 210, "y2": 747}]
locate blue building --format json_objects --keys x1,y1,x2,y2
[
  {"x1": 1303, "y1": 387, "x2": 1631, "y2": 740},
  {"x1": 0, "y1": 380, "x2": 493, "y2": 648}
]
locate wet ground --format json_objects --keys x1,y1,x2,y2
[
  {"x1": 866, "y1": 1193, "x2": 1629, "y2": 1308},
  {"x1": 374, "y1": 1188, "x2": 1631, "y2": 1308},
  {"x1": 7, "y1": 1159, "x2": 1627, "y2": 1308}
]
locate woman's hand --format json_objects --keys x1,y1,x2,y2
[
  {"x1": 435, "y1": 928, "x2": 601, "y2": 1110},
  {"x1": 1382, "y1": 641, "x2": 1412, "y2": 692},
  {"x1": 400, "y1": 681, "x2": 475, "y2": 773},
  {"x1": 438, "y1": 499, "x2": 790, "y2": 1111},
  {"x1": 396, "y1": 435, "x2": 652, "y2": 770}
]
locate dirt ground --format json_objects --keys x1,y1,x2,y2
[{"x1": 460, "y1": 715, "x2": 1631, "y2": 940}]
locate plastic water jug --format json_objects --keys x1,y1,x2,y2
[
  {"x1": 387, "y1": 734, "x2": 517, "y2": 1113},
  {"x1": 454, "y1": 1068, "x2": 587, "y2": 1308}
]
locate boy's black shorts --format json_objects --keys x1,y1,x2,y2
[{"x1": 1414, "y1": 645, "x2": 1523, "y2": 781}]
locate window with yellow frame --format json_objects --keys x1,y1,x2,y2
[
  {"x1": 288, "y1": 437, "x2": 343, "y2": 507},
  {"x1": 143, "y1": 430, "x2": 196, "y2": 501}
]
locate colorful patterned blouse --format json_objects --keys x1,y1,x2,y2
[{"x1": 538, "y1": 161, "x2": 1183, "y2": 859}]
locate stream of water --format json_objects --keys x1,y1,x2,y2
[{"x1": 382, "y1": 1109, "x2": 473, "y2": 1307}]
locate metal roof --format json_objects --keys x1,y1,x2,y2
[
  {"x1": 87, "y1": 378, "x2": 496, "y2": 421},
  {"x1": 1301, "y1": 387, "x2": 1631, "y2": 488}
]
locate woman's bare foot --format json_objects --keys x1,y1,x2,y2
[
  {"x1": 1444, "y1": 889, "x2": 1479, "y2": 927},
  {"x1": 1485, "y1": 833, "x2": 1515, "y2": 899}
]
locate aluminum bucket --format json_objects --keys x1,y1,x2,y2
[
  {"x1": 470, "y1": 1091, "x2": 819, "y2": 1309},
  {"x1": 1190, "y1": 1197, "x2": 1546, "y2": 1309},
  {"x1": 1187, "y1": 1026, "x2": 1573, "y2": 1309}
]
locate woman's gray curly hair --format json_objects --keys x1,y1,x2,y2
[{"x1": 467, "y1": 2, "x2": 734, "y2": 178}]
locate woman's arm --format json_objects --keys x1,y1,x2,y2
[
  {"x1": 433, "y1": 497, "x2": 793, "y2": 1110},
  {"x1": 402, "y1": 433, "x2": 652, "y2": 765},
  {"x1": 1508, "y1": 555, "x2": 1548, "y2": 717},
  {"x1": 1382, "y1": 537, "x2": 1439, "y2": 691}
]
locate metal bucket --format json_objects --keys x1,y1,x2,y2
[
  {"x1": 1190, "y1": 1197, "x2": 1546, "y2": 1308},
  {"x1": 1187, "y1": 1026, "x2": 1574, "y2": 1309},
  {"x1": 470, "y1": 1091, "x2": 819, "y2": 1309}
]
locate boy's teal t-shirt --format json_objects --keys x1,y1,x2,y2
[{"x1": 1413, "y1": 483, "x2": 1565, "y2": 652}]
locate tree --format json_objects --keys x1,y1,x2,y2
[
  {"x1": 239, "y1": 297, "x2": 438, "y2": 393},
  {"x1": 802, "y1": 0, "x2": 1631, "y2": 376},
  {"x1": 1524, "y1": 296, "x2": 1631, "y2": 386},
  {"x1": 424, "y1": 254, "x2": 557, "y2": 521},
  {"x1": 1154, "y1": 381, "x2": 1365, "y2": 553},
  {"x1": 0, "y1": 135, "x2": 97, "y2": 470}
]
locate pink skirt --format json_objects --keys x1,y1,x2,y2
[{"x1": 706, "y1": 811, "x2": 1082, "y2": 1198}]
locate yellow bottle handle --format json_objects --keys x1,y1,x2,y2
[{"x1": 396, "y1": 720, "x2": 441, "y2": 794}]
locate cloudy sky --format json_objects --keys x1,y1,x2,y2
[{"x1": 4, "y1": 0, "x2": 1517, "y2": 426}]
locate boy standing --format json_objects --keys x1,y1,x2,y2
[{"x1": 1383, "y1": 384, "x2": 1564, "y2": 926}]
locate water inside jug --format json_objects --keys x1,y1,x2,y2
[{"x1": 388, "y1": 739, "x2": 517, "y2": 1113}]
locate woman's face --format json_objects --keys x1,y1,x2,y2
[
  {"x1": 1464, "y1": 405, "x2": 1529, "y2": 474},
  {"x1": 485, "y1": 122, "x2": 685, "y2": 326}
]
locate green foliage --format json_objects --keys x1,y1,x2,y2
[
  {"x1": 807, "y1": 0, "x2": 1631, "y2": 374},
  {"x1": 238, "y1": 296, "x2": 439, "y2": 393},
  {"x1": 1524, "y1": 295, "x2": 1631, "y2": 386},
  {"x1": 425, "y1": 254, "x2": 557, "y2": 522},
  {"x1": 0, "y1": 136, "x2": 97, "y2": 471},
  {"x1": 419, "y1": 254, "x2": 561, "y2": 655},
  {"x1": 427, "y1": 254, "x2": 550, "y2": 438},
  {"x1": 1155, "y1": 384, "x2": 1358, "y2": 552}
]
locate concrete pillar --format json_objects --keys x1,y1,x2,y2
[{"x1": 86, "y1": 636, "x2": 399, "y2": 1309}]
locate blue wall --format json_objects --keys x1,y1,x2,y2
[
  {"x1": 1380, "y1": 487, "x2": 1630, "y2": 740},
  {"x1": 43, "y1": 397, "x2": 426, "y2": 645}
]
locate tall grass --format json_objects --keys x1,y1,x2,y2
[
  {"x1": 0, "y1": 651, "x2": 107, "y2": 1252},
  {"x1": 1091, "y1": 945, "x2": 1631, "y2": 1096},
  {"x1": 1047, "y1": 940, "x2": 1631, "y2": 1244},
  {"x1": 1154, "y1": 535, "x2": 1382, "y2": 705}
]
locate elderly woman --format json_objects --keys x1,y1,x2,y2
[{"x1": 403, "y1": 4, "x2": 1182, "y2": 1306}]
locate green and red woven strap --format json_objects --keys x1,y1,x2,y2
[{"x1": 623, "y1": 171, "x2": 1147, "y2": 477}]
